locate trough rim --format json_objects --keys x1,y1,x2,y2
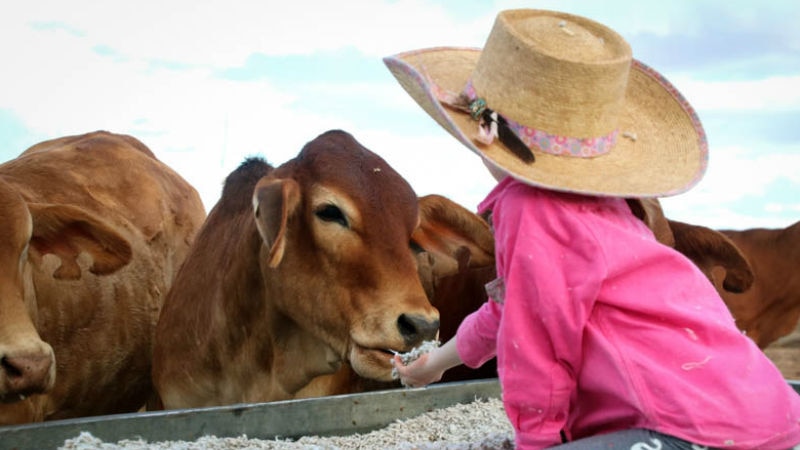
[{"x1": 0, "y1": 378, "x2": 502, "y2": 450}]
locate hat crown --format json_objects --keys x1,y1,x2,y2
[
  {"x1": 473, "y1": 10, "x2": 633, "y2": 138},
  {"x1": 518, "y1": 15, "x2": 621, "y2": 61}
]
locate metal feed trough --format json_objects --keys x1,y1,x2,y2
[
  {"x1": 1, "y1": 379, "x2": 799, "y2": 450},
  {"x1": 0, "y1": 378, "x2": 501, "y2": 450}
]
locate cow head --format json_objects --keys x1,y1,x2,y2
[
  {"x1": 296, "y1": 194, "x2": 499, "y2": 398},
  {"x1": 0, "y1": 177, "x2": 131, "y2": 406},
  {"x1": 412, "y1": 195, "x2": 494, "y2": 286},
  {"x1": 251, "y1": 130, "x2": 439, "y2": 382}
]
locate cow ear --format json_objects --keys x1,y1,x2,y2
[
  {"x1": 27, "y1": 203, "x2": 133, "y2": 280},
  {"x1": 412, "y1": 195, "x2": 495, "y2": 279},
  {"x1": 669, "y1": 219, "x2": 754, "y2": 293},
  {"x1": 626, "y1": 198, "x2": 675, "y2": 247},
  {"x1": 252, "y1": 177, "x2": 301, "y2": 268}
]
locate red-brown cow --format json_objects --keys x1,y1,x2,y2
[
  {"x1": 0, "y1": 131, "x2": 205, "y2": 424},
  {"x1": 635, "y1": 200, "x2": 800, "y2": 348},
  {"x1": 412, "y1": 195, "x2": 498, "y2": 382},
  {"x1": 628, "y1": 199, "x2": 800, "y2": 348},
  {"x1": 295, "y1": 194, "x2": 498, "y2": 397},
  {"x1": 626, "y1": 198, "x2": 754, "y2": 294},
  {"x1": 152, "y1": 130, "x2": 482, "y2": 409},
  {"x1": 709, "y1": 222, "x2": 800, "y2": 348}
]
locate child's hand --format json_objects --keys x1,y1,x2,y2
[
  {"x1": 390, "y1": 338, "x2": 462, "y2": 388},
  {"x1": 391, "y1": 351, "x2": 444, "y2": 388}
]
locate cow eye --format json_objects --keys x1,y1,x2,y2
[
  {"x1": 315, "y1": 204, "x2": 348, "y2": 228},
  {"x1": 410, "y1": 240, "x2": 425, "y2": 254}
]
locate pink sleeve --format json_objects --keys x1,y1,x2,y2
[
  {"x1": 455, "y1": 300, "x2": 501, "y2": 368},
  {"x1": 493, "y1": 186, "x2": 605, "y2": 447}
]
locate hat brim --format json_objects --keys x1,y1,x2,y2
[{"x1": 384, "y1": 47, "x2": 708, "y2": 198}]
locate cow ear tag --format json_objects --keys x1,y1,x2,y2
[{"x1": 253, "y1": 178, "x2": 301, "y2": 268}]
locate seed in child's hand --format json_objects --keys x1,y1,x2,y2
[{"x1": 390, "y1": 340, "x2": 441, "y2": 384}]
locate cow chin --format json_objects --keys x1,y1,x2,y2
[{"x1": 348, "y1": 345, "x2": 394, "y2": 381}]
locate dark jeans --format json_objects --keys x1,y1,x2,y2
[{"x1": 551, "y1": 429, "x2": 712, "y2": 450}]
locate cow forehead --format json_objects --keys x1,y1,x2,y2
[{"x1": 279, "y1": 130, "x2": 419, "y2": 230}]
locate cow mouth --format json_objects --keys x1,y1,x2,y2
[
  {"x1": 349, "y1": 344, "x2": 398, "y2": 381},
  {"x1": 0, "y1": 392, "x2": 28, "y2": 404}
]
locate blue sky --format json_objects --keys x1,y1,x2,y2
[{"x1": 1, "y1": 0, "x2": 798, "y2": 230}]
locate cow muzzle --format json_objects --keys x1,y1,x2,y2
[
  {"x1": 0, "y1": 345, "x2": 56, "y2": 402},
  {"x1": 397, "y1": 313, "x2": 440, "y2": 347},
  {"x1": 348, "y1": 312, "x2": 440, "y2": 381}
]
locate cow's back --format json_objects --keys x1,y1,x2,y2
[
  {"x1": 4, "y1": 131, "x2": 198, "y2": 241},
  {"x1": 0, "y1": 131, "x2": 205, "y2": 422}
]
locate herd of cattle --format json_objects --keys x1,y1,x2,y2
[{"x1": 0, "y1": 130, "x2": 797, "y2": 425}]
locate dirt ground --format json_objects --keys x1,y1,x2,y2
[
  {"x1": 767, "y1": 347, "x2": 800, "y2": 380},
  {"x1": 764, "y1": 328, "x2": 800, "y2": 380}
]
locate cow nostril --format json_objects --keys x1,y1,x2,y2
[
  {"x1": 397, "y1": 314, "x2": 440, "y2": 344},
  {"x1": 1, "y1": 353, "x2": 54, "y2": 395},
  {"x1": 1, "y1": 356, "x2": 23, "y2": 378}
]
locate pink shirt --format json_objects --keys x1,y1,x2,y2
[{"x1": 456, "y1": 178, "x2": 800, "y2": 449}]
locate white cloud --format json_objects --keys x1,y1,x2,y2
[
  {"x1": 356, "y1": 129, "x2": 497, "y2": 211},
  {"x1": 765, "y1": 202, "x2": 800, "y2": 214},
  {"x1": 2, "y1": 0, "x2": 798, "y2": 228},
  {"x1": 0, "y1": 0, "x2": 498, "y2": 213},
  {"x1": 673, "y1": 75, "x2": 800, "y2": 112},
  {"x1": 494, "y1": 0, "x2": 706, "y2": 37},
  {"x1": 660, "y1": 146, "x2": 800, "y2": 229},
  {"x1": 700, "y1": 147, "x2": 799, "y2": 200},
  {"x1": 3, "y1": 1, "x2": 492, "y2": 68}
]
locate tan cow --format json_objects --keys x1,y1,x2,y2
[
  {"x1": 0, "y1": 131, "x2": 205, "y2": 424},
  {"x1": 152, "y1": 130, "x2": 458, "y2": 409}
]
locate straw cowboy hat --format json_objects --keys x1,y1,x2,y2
[{"x1": 383, "y1": 9, "x2": 708, "y2": 197}]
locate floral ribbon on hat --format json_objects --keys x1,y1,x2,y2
[{"x1": 431, "y1": 78, "x2": 617, "y2": 161}]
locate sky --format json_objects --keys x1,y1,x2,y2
[{"x1": 1, "y1": 0, "x2": 798, "y2": 231}]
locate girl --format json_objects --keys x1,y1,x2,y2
[{"x1": 384, "y1": 9, "x2": 800, "y2": 450}]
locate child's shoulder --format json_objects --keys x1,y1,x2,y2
[{"x1": 498, "y1": 178, "x2": 628, "y2": 213}]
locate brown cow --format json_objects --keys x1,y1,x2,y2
[
  {"x1": 635, "y1": 200, "x2": 800, "y2": 349},
  {"x1": 152, "y1": 130, "x2": 468, "y2": 409},
  {"x1": 626, "y1": 198, "x2": 754, "y2": 294},
  {"x1": 295, "y1": 194, "x2": 499, "y2": 397},
  {"x1": 412, "y1": 195, "x2": 498, "y2": 382},
  {"x1": 0, "y1": 131, "x2": 205, "y2": 424},
  {"x1": 628, "y1": 198, "x2": 800, "y2": 349},
  {"x1": 709, "y1": 222, "x2": 800, "y2": 348}
]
